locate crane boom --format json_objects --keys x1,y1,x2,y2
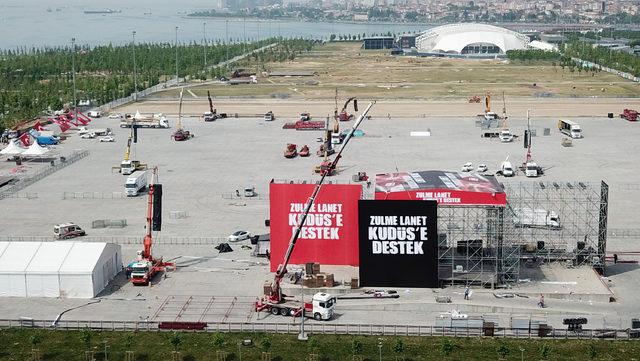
[
  {"x1": 177, "y1": 88, "x2": 184, "y2": 131},
  {"x1": 270, "y1": 101, "x2": 376, "y2": 302},
  {"x1": 207, "y1": 90, "x2": 215, "y2": 115},
  {"x1": 123, "y1": 119, "x2": 135, "y2": 161}
]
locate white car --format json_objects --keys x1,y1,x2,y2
[
  {"x1": 108, "y1": 113, "x2": 123, "y2": 119},
  {"x1": 461, "y1": 162, "x2": 473, "y2": 172},
  {"x1": 99, "y1": 136, "x2": 115, "y2": 142},
  {"x1": 477, "y1": 164, "x2": 488, "y2": 173},
  {"x1": 80, "y1": 133, "x2": 96, "y2": 139},
  {"x1": 228, "y1": 230, "x2": 251, "y2": 242}
]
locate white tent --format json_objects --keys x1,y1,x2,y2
[
  {"x1": 58, "y1": 242, "x2": 122, "y2": 298},
  {"x1": 0, "y1": 242, "x2": 122, "y2": 299},
  {"x1": 25, "y1": 242, "x2": 74, "y2": 297},
  {"x1": 0, "y1": 141, "x2": 26, "y2": 155},
  {"x1": 0, "y1": 242, "x2": 42, "y2": 297},
  {"x1": 21, "y1": 142, "x2": 49, "y2": 156}
]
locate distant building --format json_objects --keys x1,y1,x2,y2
[
  {"x1": 362, "y1": 36, "x2": 395, "y2": 50},
  {"x1": 397, "y1": 34, "x2": 417, "y2": 49},
  {"x1": 353, "y1": 14, "x2": 369, "y2": 21},
  {"x1": 540, "y1": 33, "x2": 567, "y2": 45},
  {"x1": 415, "y1": 23, "x2": 529, "y2": 55}
]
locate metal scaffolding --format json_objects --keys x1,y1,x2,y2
[{"x1": 437, "y1": 181, "x2": 608, "y2": 288}]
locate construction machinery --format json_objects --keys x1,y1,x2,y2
[
  {"x1": 128, "y1": 168, "x2": 175, "y2": 286},
  {"x1": 203, "y1": 91, "x2": 228, "y2": 121},
  {"x1": 621, "y1": 108, "x2": 638, "y2": 122},
  {"x1": 299, "y1": 145, "x2": 310, "y2": 157},
  {"x1": 284, "y1": 144, "x2": 297, "y2": 158},
  {"x1": 352, "y1": 172, "x2": 369, "y2": 182},
  {"x1": 520, "y1": 111, "x2": 544, "y2": 178},
  {"x1": 264, "y1": 111, "x2": 275, "y2": 121},
  {"x1": 282, "y1": 113, "x2": 326, "y2": 130},
  {"x1": 171, "y1": 89, "x2": 194, "y2": 141},
  {"x1": 484, "y1": 91, "x2": 499, "y2": 120},
  {"x1": 255, "y1": 100, "x2": 376, "y2": 320},
  {"x1": 114, "y1": 119, "x2": 147, "y2": 175}
]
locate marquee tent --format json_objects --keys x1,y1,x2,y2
[
  {"x1": 0, "y1": 141, "x2": 26, "y2": 155},
  {"x1": 0, "y1": 242, "x2": 122, "y2": 298},
  {"x1": 21, "y1": 142, "x2": 50, "y2": 157}
]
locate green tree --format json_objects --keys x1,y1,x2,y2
[
  {"x1": 168, "y1": 332, "x2": 182, "y2": 352},
  {"x1": 352, "y1": 338, "x2": 363, "y2": 355},
  {"x1": 588, "y1": 343, "x2": 597, "y2": 359},
  {"x1": 393, "y1": 338, "x2": 405, "y2": 354},
  {"x1": 440, "y1": 337, "x2": 455, "y2": 356},
  {"x1": 29, "y1": 332, "x2": 42, "y2": 348},
  {"x1": 212, "y1": 333, "x2": 225, "y2": 348},
  {"x1": 540, "y1": 343, "x2": 551, "y2": 360},
  {"x1": 80, "y1": 328, "x2": 92, "y2": 350},
  {"x1": 497, "y1": 342, "x2": 510, "y2": 359},
  {"x1": 123, "y1": 333, "x2": 135, "y2": 350},
  {"x1": 260, "y1": 337, "x2": 272, "y2": 353}
]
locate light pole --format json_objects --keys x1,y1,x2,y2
[
  {"x1": 298, "y1": 271, "x2": 308, "y2": 341},
  {"x1": 237, "y1": 341, "x2": 242, "y2": 361},
  {"x1": 71, "y1": 37, "x2": 77, "y2": 116},
  {"x1": 175, "y1": 26, "x2": 179, "y2": 85},
  {"x1": 132, "y1": 31, "x2": 138, "y2": 101},
  {"x1": 520, "y1": 347, "x2": 525, "y2": 361},
  {"x1": 225, "y1": 19, "x2": 229, "y2": 64},
  {"x1": 203, "y1": 22, "x2": 207, "y2": 67},
  {"x1": 243, "y1": 17, "x2": 246, "y2": 53},
  {"x1": 377, "y1": 340, "x2": 382, "y2": 361}
]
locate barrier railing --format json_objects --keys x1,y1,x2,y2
[
  {"x1": 0, "y1": 235, "x2": 228, "y2": 245},
  {"x1": 0, "y1": 319, "x2": 637, "y2": 340}
]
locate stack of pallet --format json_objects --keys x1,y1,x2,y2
[{"x1": 302, "y1": 262, "x2": 335, "y2": 288}]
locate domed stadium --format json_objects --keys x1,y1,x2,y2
[{"x1": 415, "y1": 23, "x2": 530, "y2": 55}]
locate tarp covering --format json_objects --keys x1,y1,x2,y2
[
  {"x1": 0, "y1": 242, "x2": 122, "y2": 298},
  {"x1": 21, "y1": 142, "x2": 50, "y2": 156},
  {"x1": 375, "y1": 170, "x2": 506, "y2": 206},
  {"x1": 0, "y1": 141, "x2": 26, "y2": 155}
]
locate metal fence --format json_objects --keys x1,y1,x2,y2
[
  {"x1": 0, "y1": 235, "x2": 227, "y2": 245},
  {"x1": 62, "y1": 192, "x2": 132, "y2": 200},
  {"x1": 1, "y1": 319, "x2": 638, "y2": 340},
  {"x1": 0, "y1": 150, "x2": 89, "y2": 200}
]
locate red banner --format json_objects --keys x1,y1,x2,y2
[
  {"x1": 375, "y1": 188, "x2": 506, "y2": 206},
  {"x1": 269, "y1": 183, "x2": 361, "y2": 271}
]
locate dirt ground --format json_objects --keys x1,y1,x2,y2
[{"x1": 154, "y1": 42, "x2": 640, "y2": 100}]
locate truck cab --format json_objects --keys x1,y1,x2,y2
[
  {"x1": 309, "y1": 292, "x2": 336, "y2": 320},
  {"x1": 129, "y1": 259, "x2": 153, "y2": 285},
  {"x1": 121, "y1": 160, "x2": 136, "y2": 175},
  {"x1": 244, "y1": 186, "x2": 256, "y2": 197},
  {"x1": 499, "y1": 129, "x2": 514, "y2": 143},
  {"x1": 525, "y1": 161, "x2": 539, "y2": 177},
  {"x1": 53, "y1": 223, "x2": 86, "y2": 239},
  {"x1": 500, "y1": 161, "x2": 515, "y2": 177}
]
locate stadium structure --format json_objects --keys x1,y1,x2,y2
[{"x1": 415, "y1": 23, "x2": 530, "y2": 56}]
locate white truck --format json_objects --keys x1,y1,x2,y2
[
  {"x1": 525, "y1": 161, "x2": 540, "y2": 177},
  {"x1": 120, "y1": 112, "x2": 169, "y2": 128},
  {"x1": 87, "y1": 110, "x2": 102, "y2": 118},
  {"x1": 125, "y1": 171, "x2": 148, "y2": 196},
  {"x1": 256, "y1": 292, "x2": 336, "y2": 320},
  {"x1": 499, "y1": 129, "x2": 514, "y2": 143},
  {"x1": 558, "y1": 119, "x2": 582, "y2": 139},
  {"x1": 513, "y1": 208, "x2": 560, "y2": 229}
]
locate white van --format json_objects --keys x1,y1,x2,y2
[{"x1": 500, "y1": 160, "x2": 515, "y2": 177}]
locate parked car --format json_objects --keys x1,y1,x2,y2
[
  {"x1": 228, "y1": 230, "x2": 251, "y2": 242},
  {"x1": 80, "y1": 133, "x2": 96, "y2": 139},
  {"x1": 477, "y1": 164, "x2": 488, "y2": 173},
  {"x1": 461, "y1": 162, "x2": 473, "y2": 172},
  {"x1": 99, "y1": 136, "x2": 115, "y2": 142},
  {"x1": 108, "y1": 113, "x2": 123, "y2": 119}
]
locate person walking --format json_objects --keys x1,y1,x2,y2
[
  {"x1": 464, "y1": 286, "x2": 470, "y2": 300},
  {"x1": 538, "y1": 294, "x2": 545, "y2": 308}
]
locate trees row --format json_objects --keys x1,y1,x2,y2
[
  {"x1": 0, "y1": 38, "x2": 315, "y2": 128},
  {"x1": 506, "y1": 49, "x2": 561, "y2": 61},
  {"x1": 564, "y1": 40, "x2": 640, "y2": 77}
]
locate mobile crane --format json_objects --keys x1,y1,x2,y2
[
  {"x1": 255, "y1": 101, "x2": 376, "y2": 320},
  {"x1": 113, "y1": 119, "x2": 147, "y2": 175},
  {"x1": 171, "y1": 89, "x2": 194, "y2": 141},
  {"x1": 128, "y1": 168, "x2": 175, "y2": 286},
  {"x1": 203, "y1": 91, "x2": 227, "y2": 121}
]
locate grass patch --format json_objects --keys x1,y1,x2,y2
[{"x1": 1, "y1": 329, "x2": 639, "y2": 361}]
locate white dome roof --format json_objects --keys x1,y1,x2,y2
[{"x1": 416, "y1": 23, "x2": 529, "y2": 54}]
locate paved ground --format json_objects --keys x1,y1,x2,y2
[{"x1": 1, "y1": 104, "x2": 639, "y2": 330}]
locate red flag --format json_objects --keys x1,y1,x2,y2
[
  {"x1": 33, "y1": 121, "x2": 44, "y2": 131},
  {"x1": 60, "y1": 115, "x2": 78, "y2": 126},
  {"x1": 18, "y1": 133, "x2": 30, "y2": 147}
]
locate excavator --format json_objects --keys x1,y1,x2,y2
[
  {"x1": 255, "y1": 101, "x2": 376, "y2": 320},
  {"x1": 128, "y1": 167, "x2": 175, "y2": 286},
  {"x1": 112, "y1": 119, "x2": 146, "y2": 175},
  {"x1": 171, "y1": 89, "x2": 194, "y2": 141},
  {"x1": 284, "y1": 144, "x2": 297, "y2": 158},
  {"x1": 299, "y1": 145, "x2": 310, "y2": 157},
  {"x1": 203, "y1": 91, "x2": 228, "y2": 121}
]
